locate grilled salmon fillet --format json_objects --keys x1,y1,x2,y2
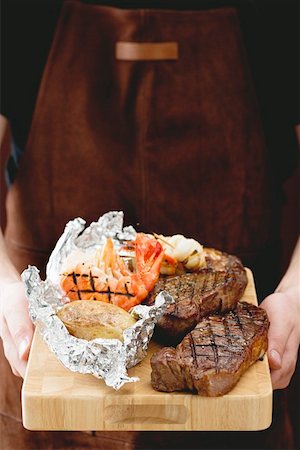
[{"x1": 150, "y1": 302, "x2": 269, "y2": 396}]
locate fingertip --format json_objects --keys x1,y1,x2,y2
[
  {"x1": 18, "y1": 360, "x2": 28, "y2": 378},
  {"x1": 268, "y1": 349, "x2": 282, "y2": 370},
  {"x1": 18, "y1": 337, "x2": 31, "y2": 361}
]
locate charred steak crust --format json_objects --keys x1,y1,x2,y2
[
  {"x1": 149, "y1": 270, "x2": 247, "y2": 343},
  {"x1": 145, "y1": 251, "x2": 247, "y2": 344},
  {"x1": 204, "y1": 248, "x2": 245, "y2": 273},
  {"x1": 150, "y1": 302, "x2": 269, "y2": 396}
]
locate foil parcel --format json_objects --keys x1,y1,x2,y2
[{"x1": 22, "y1": 211, "x2": 173, "y2": 389}]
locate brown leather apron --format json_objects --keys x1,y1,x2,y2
[{"x1": 1, "y1": 1, "x2": 293, "y2": 449}]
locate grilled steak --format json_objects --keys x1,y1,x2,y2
[
  {"x1": 203, "y1": 248, "x2": 245, "y2": 273},
  {"x1": 145, "y1": 250, "x2": 247, "y2": 344},
  {"x1": 151, "y1": 302, "x2": 269, "y2": 396}
]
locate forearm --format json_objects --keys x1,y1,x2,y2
[
  {"x1": 0, "y1": 231, "x2": 21, "y2": 284},
  {"x1": 277, "y1": 125, "x2": 300, "y2": 299},
  {"x1": 276, "y1": 236, "x2": 300, "y2": 296},
  {"x1": 0, "y1": 115, "x2": 19, "y2": 283},
  {"x1": 0, "y1": 114, "x2": 8, "y2": 143}
]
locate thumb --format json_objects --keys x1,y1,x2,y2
[
  {"x1": 267, "y1": 325, "x2": 287, "y2": 370},
  {"x1": 4, "y1": 283, "x2": 34, "y2": 361},
  {"x1": 268, "y1": 349, "x2": 282, "y2": 370},
  {"x1": 261, "y1": 295, "x2": 289, "y2": 370}
]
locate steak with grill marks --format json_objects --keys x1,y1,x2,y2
[
  {"x1": 145, "y1": 250, "x2": 247, "y2": 344},
  {"x1": 150, "y1": 302, "x2": 269, "y2": 396}
]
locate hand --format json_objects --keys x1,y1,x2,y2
[
  {"x1": 260, "y1": 290, "x2": 300, "y2": 389},
  {"x1": 0, "y1": 280, "x2": 34, "y2": 377}
]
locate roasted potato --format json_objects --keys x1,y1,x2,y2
[{"x1": 57, "y1": 300, "x2": 136, "y2": 341}]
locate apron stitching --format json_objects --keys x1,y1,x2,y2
[
  {"x1": 140, "y1": 79, "x2": 147, "y2": 227},
  {"x1": 142, "y1": 69, "x2": 154, "y2": 230},
  {"x1": 138, "y1": 9, "x2": 147, "y2": 227},
  {"x1": 140, "y1": 9, "x2": 153, "y2": 229}
]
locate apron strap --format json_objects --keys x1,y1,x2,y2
[{"x1": 116, "y1": 41, "x2": 178, "y2": 61}]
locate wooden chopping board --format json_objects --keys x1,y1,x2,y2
[{"x1": 22, "y1": 268, "x2": 272, "y2": 431}]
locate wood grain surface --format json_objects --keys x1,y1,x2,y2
[{"x1": 22, "y1": 268, "x2": 273, "y2": 431}]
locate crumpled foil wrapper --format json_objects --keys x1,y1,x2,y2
[{"x1": 22, "y1": 211, "x2": 173, "y2": 390}]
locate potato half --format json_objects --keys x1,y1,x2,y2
[{"x1": 57, "y1": 300, "x2": 136, "y2": 341}]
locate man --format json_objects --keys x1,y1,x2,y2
[{"x1": 1, "y1": 1, "x2": 299, "y2": 449}]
